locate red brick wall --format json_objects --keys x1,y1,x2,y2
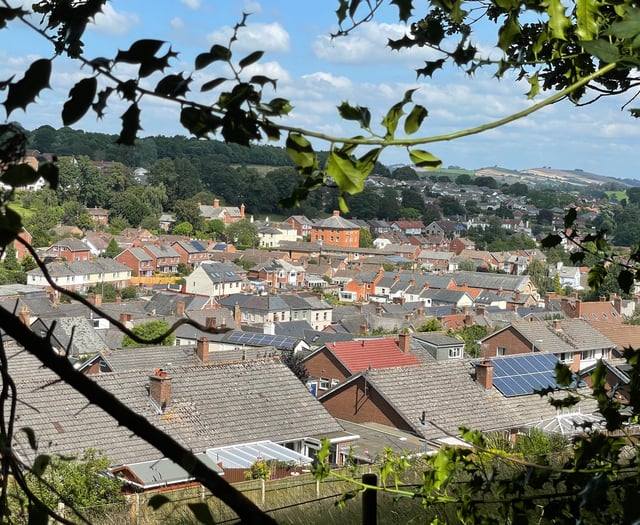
[
  {"x1": 481, "y1": 327, "x2": 532, "y2": 358},
  {"x1": 304, "y1": 349, "x2": 350, "y2": 393},
  {"x1": 320, "y1": 377, "x2": 414, "y2": 433}
]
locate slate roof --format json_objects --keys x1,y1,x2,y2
[
  {"x1": 13, "y1": 359, "x2": 345, "y2": 466},
  {"x1": 33, "y1": 316, "x2": 109, "y2": 357},
  {"x1": 126, "y1": 247, "x2": 153, "y2": 261},
  {"x1": 503, "y1": 319, "x2": 616, "y2": 353},
  {"x1": 219, "y1": 294, "x2": 290, "y2": 312},
  {"x1": 313, "y1": 214, "x2": 359, "y2": 230},
  {"x1": 322, "y1": 361, "x2": 598, "y2": 441},
  {"x1": 322, "y1": 338, "x2": 421, "y2": 372},
  {"x1": 450, "y1": 271, "x2": 532, "y2": 292},
  {"x1": 144, "y1": 292, "x2": 209, "y2": 316},
  {"x1": 143, "y1": 244, "x2": 180, "y2": 258},
  {"x1": 28, "y1": 259, "x2": 131, "y2": 278}
]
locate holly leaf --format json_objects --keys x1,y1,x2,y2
[
  {"x1": 3, "y1": 58, "x2": 51, "y2": 116},
  {"x1": 180, "y1": 107, "x2": 222, "y2": 138},
  {"x1": 618, "y1": 269, "x2": 635, "y2": 294},
  {"x1": 62, "y1": 77, "x2": 97, "y2": 125},
  {"x1": 327, "y1": 150, "x2": 366, "y2": 196},
  {"x1": 338, "y1": 102, "x2": 371, "y2": 129},
  {"x1": 416, "y1": 59, "x2": 446, "y2": 78},
  {"x1": 286, "y1": 133, "x2": 317, "y2": 173},
  {"x1": 154, "y1": 73, "x2": 191, "y2": 97},
  {"x1": 117, "y1": 103, "x2": 142, "y2": 146},
  {"x1": 195, "y1": 45, "x2": 232, "y2": 70},
  {"x1": 1, "y1": 164, "x2": 39, "y2": 187},
  {"x1": 238, "y1": 50, "x2": 264, "y2": 69},
  {"x1": 0, "y1": 206, "x2": 22, "y2": 246},
  {"x1": 541, "y1": 234, "x2": 562, "y2": 248},
  {"x1": 115, "y1": 39, "x2": 165, "y2": 64},
  {"x1": 390, "y1": 0, "x2": 414, "y2": 21}
]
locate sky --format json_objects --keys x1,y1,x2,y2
[{"x1": 1, "y1": 0, "x2": 639, "y2": 180}]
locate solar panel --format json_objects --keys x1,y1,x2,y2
[
  {"x1": 226, "y1": 331, "x2": 299, "y2": 350},
  {"x1": 480, "y1": 353, "x2": 572, "y2": 397}
]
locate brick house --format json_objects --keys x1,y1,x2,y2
[
  {"x1": 302, "y1": 334, "x2": 420, "y2": 396},
  {"x1": 45, "y1": 237, "x2": 92, "y2": 262},
  {"x1": 310, "y1": 211, "x2": 360, "y2": 248},
  {"x1": 170, "y1": 240, "x2": 210, "y2": 269},
  {"x1": 479, "y1": 318, "x2": 615, "y2": 372},
  {"x1": 87, "y1": 206, "x2": 109, "y2": 226},
  {"x1": 115, "y1": 247, "x2": 154, "y2": 277},
  {"x1": 285, "y1": 215, "x2": 314, "y2": 239},
  {"x1": 198, "y1": 198, "x2": 245, "y2": 224},
  {"x1": 142, "y1": 244, "x2": 180, "y2": 274}
]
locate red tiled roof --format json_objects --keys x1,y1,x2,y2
[{"x1": 326, "y1": 338, "x2": 420, "y2": 373}]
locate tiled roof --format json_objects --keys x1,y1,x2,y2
[
  {"x1": 28, "y1": 259, "x2": 131, "y2": 278},
  {"x1": 324, "y1": 338, "x2": 421, "y2": 373},
  {"x1": 14, "y1": 359, "x2": 344, "y2": 466},
  {"x1": 327, "y1": 361, "x2": 598, "y2": 441},
  {"x1": 313, "y1": 215, "x2": 359, "y2": 230}
]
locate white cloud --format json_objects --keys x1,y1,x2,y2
[
  {"x1": 91, "y1": 3, "x2": 139, "y2": 36},
  {"x1": 300, "y1": 72, "x2": 352, "y2": 91},
  {"x1": 206, "y1": 22, "x2": 290, "y2": 53},
  {"x1": 312, "y1": 22, "x2": 439, "y2": 65},
  {"x1": 180, "y1": 0, "x2": 201, "y2": 9},
  {"x1": 170, "y1": 17, "x2": 185, "y2": 30}
]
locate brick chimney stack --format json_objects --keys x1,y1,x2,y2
[
  {"x1": 476, "y1": 361, "x2": 493, "y2": 390},
  {"x1": 196, "y1": 337, "x2": 209, "y2": 363},
  {"x1": 149, "y1": 369, "x2": 171, "y2": 411},
  {"x1": 176, "y1": 300, "x2": 185, "y2": 316},
  {"x1": 553, "y1": 319, "x2": 562, "y2": 330},
  {"x1": 18, "y1": 306, "x2": 30, "y2": 327},
  {"x1": 570, "y1": 352, "x2": 581, "y2": 373},
  {"x1": 398, "y1": 332, "x2": 410, "y2": 353},
  {"x1": 234, "y1": 302, "x2": 241, "y2": 325}
]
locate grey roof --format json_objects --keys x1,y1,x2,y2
[
  {"x1": 450, "y1": 271, "x2": 532, "y2": 292},
  {"x1": 33, "y1": 316, "x2": 109, "y2": 357},
  {"x1": 116, "y1": 453, "x2": 223, "y2": 489},
  {"x1": 143, "y1": 244, "x2": 180, "y2": 258},
  {"x1": 322, "y1": 361, "x2": 598, "y2": 441},
  {"x1": 50, "y1": 237, "x2": 91, "y2": 251},
  {"x1": 13, "y1": 360, "x2": 345, "y2": 466},
  {"x1": 28, "y1": 259, "x2": 131, "y2": 278},
  {"x1": 219, "y1": 294, "x2": 290, "y2": 313},
  {"x1": 413, "y1": 332, "x2": 463, "y2": 347},
  {"x1": 198, "y1": 262, "x2": 244, "y2": 282},
  {"x1": 126, "y1": 247, "x2": 153, "y2": 261},
  {"x1": 503, "y1": 319, "x2": 616, "y2": 353},
  {"x1": 144, "y1": 292, "x2": 209, "y2": 316},
  {"x1": 313, "y1": 214, "x2": 360, "y2": 230}
]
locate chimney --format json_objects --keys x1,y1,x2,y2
[
  {"x1": 94, "y1": 293, "x2": 102, "y2": 307},
  {"x1": 359, "y1": 322, "x2": 368, "y2": 335},
  {"x1": 544, "y1": 293, "x2": 552, "y2": 310},
  {"x1": 213, "y1": 198, "x2": 220, "y2": 208},
  {"x1": 87, "y1": 292, "x2": 96, "y2": 305},
  {"x1": 18, "y1": 306, "x2": 30, "y2": 327},
  {"x1": 553, "y1": 319, "x2": 562, "y2": 330},
  {"x1": 599, "y1": 295, "x2": 606, "y2": 302},
  {"x1": 332, "y1": 210, "x2": 340, "y2": 217},
  {"x1": 240, "y1": 203, "x2": 245, "y2": 219},
  {"x1": 514, "y1": 291, "x2": 520, "y2": 303},
  {"x1": 375, "y1": 302, "x2": 382, "y2": 315},
  {"x1": 149, "y1": 369, "x2": 171, "y2": 411},
  {"x1": 476, "y1": 361, "x2": 493, "y2": 390},
  {"x1": 570, "y1": 352, "x2": 581, "y2": 373},
  {"x1": 206, "y1": 317, "x2": 217, "y2": 329},
  {"x1": 263, "y1": 320, "x2": 275, "y2": 335},
  {"x1": 612, "y1": 294, "x2": 622, "y2": 314},
  {"x1": 119, "y1": 312, "x2": 132, "y2": 324},
  {"x1": 476, "y1": 305, "x2": 486, "y2": 317},
  {"x1": 424, "y1": 282, "x2": 430, "y2": 289},
  {"x1": 176, "y1": 300, "x2": 185, "y2": 316},
  {"x1": 234, "y1": 302, "x2": 241, "y2": 325},
  {"x1": 575, "y1": 299, "x2": 582, "y2": 318},
  {"x1": 196, "y1": 337, "x2": 209, "y2": 363},
  {"x1": 398, "y1": 332, "x2": 410, "y2": 353}
]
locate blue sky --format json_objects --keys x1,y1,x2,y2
[{"x1": 2, "y1": 0, "x2": 639, "y2": 180}]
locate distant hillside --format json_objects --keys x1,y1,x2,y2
[{"x1": 474, "y1": 166, "x2": 634, "y2": 188}]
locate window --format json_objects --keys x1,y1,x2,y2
[
  {"x1": 449, "y1": 347, "x2": 462, "y2": 358},
  {"x1": 497, "y1": 346, "x2": 506, "y2": 356},
  {"x1": 319, "y1": 377, "x2": 330, "y2": 390}
]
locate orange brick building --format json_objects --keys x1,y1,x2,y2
[{"x1": 310, "y1": 211, "x2": 360, "y2": 248}]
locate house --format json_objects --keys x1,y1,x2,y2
[
  {"x1": 549, "y1": 262, "x2": 582, "y2": 290},
  {"x1": 257, "y1": 223, "x2": 298, "y2": 248},
  {"x1": 390, "y1": 220, "x2": 425, "y2": 236},
  {"x1": 219, "y1": 294, "x2": 292, "y2": 325},
  {"x1": 248, "y1": 259, "x2": 306, "y2": 290},
  {"x1": 87, "y1": 206, "x2": 109, "y2": 226},
  {"x1": 412, "y1": 332, "x2": 465, "y2": 360},
  {"x1": 279, "y1": 293, "x2": 333, "y2": 331},
  {"x1": 30, "y1": 316, "x2": 109, "y2": 358},
  {"x1": 302, "y1": 334, "x2": 421, "y2": 396},
  {"x1": 417, "y1": 250, "x2": 456, "y2": 271},
  {"x1": 45, "y1": 237, "x2": 92, "y2": 262},
  {"x1": 449, "y1": 237, "x2": 476, "y2": 255},
  {"x1": 142, "y1": 244, "x2": 181, "y2": 274},
  {"x1": 26, "y1": 259, "x2": 132, "y2": 295},
  {"x1": 159, "y1": 213, "x2": 176, "y2": 232},
  {"x1": 424, "y1": 220, "x2": 460, "y2": 239},
  {"x1": 310, "y1": 211, "x2": 360, "y2": 248},
  {"x1": 285, "y1": 215, "x2": 314, "y2": 239},
  {"x1": 184, "y1": 261, "x2": 246, "y2": 298},
  {"x1": 13, "y1": 359, "x2": 356, "y2": 472},
  {"x1": 83, "y1": 232, "x2": 113, "y2": 256},
  {"x1": 170, "y1": 240, "x2": 210, "y2": 269},
  {"x1": 341, "y1": 267, "x2": 385, "y2": 302},
  {"x1": 479, "y1": 318, "x2": 616, "y2": 372},
  {"x1": 198, "y1": 198, "x2": 245, "y2": 224},
  {"x1": 12, "y1": 228, "x2": 32, "y2": 261},
  {"x1": 115, "y1": 247, "x2": 154, "y2": 277},
  {"x1": 318, "y1": 356, "x2": 597, "y2": 444},
  {"x1": 559, "y1": 295, "x2": 623, "y2": 324}
]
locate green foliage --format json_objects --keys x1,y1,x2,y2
[
  {"x1": 358, "y1": 227, "x2": 373, "y2": 248},
  {"x1": 121, "y1": 319, "x2": 176, "y2": 347},
  {"x1": 15, "y1": 449, "x2": 124, "y2": 512},
  {"x1": 225, "y1": 220, "x2": 258, "y2": 249},
  {"x1": 102, "y1": 238, "x2": 122, "y2": 259},
  {"x1": 418, "y1": 318, "x2": 442, "y2": 332},
  {"x1": 450, "y1": 324, "x2": 489, "y2": 357},
  {"x1": 245, "y1": 460, "x2": 271, "y2": 481}
]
